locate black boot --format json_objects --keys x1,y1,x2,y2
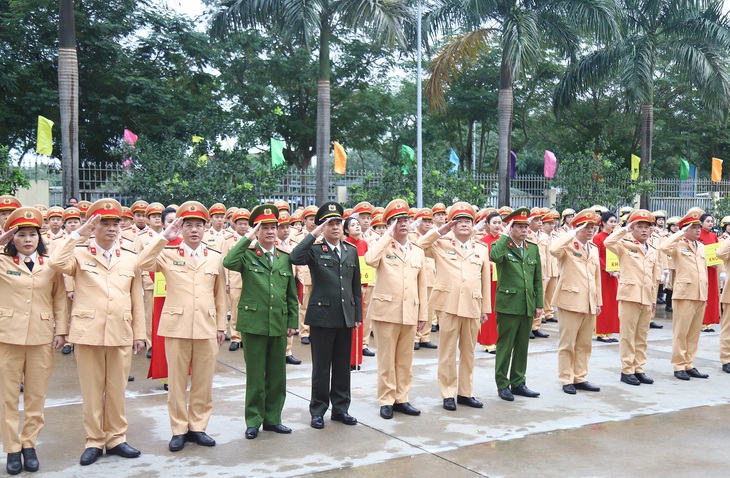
[
  {"x1": 665, "y1": 289, "x2": 673, "y2": 311},
  {"x1": 656, "y1": 284, "x2": 665, "y2": 304}
]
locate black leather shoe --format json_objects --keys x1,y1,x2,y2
[
  {"x1": 665, "y1": 305, "x2": 673, "y2": 312},
  {"x1": 380, "y1": 405, "x2": 393, "y2": 419},
  {"x1": 609, "y1": 338, "x2": 619, "y2": 343},
  {"x1": 702, "y1": 328, "x2": 715, "y2": 333},
  {"x1": 723, "y1": 363, "x2": 730, "y2": 374},
  {"x1": 21, "y1": 448, "x2": 39, "y2": 472},
  {"x1": 657, "y1": 297, "x2": 666, "y2": 304},
  {"x1": 674, "y1": 370, "x2": 690, "y2": 381},
  {"x1": 420, "y1": 341, "x2": 437, "y2": 349},
  {"x1": 79, "y1": 447, "x2": 103, "y2": 466},
  {"x1": 620, "y1": 373, "x2": 641, "y2": 385},
  {"x1": 686, "y1": 368, "x2": 709, "y2": 378},
  {"x1": 431, "y1": 324, "x2": 439, "y2": 332},
  {"x1": 413, "y1": 342, "x2": 420, "y2": 350},
  {"x1": 650, "y1": 321, "x2": 663, "y2": 329},
  {"x1": 511, "y1": 384, "x2": 540, "y2": 397},
  {"x1": 362, "y1": 348, "x2": 375, "y2": 357},
  {"x1": 331, "y1": 412, "x2": 357, "y2": 425},
  {"x1": 229, "y1": 342, "x2": 240, "y2": 351},
  {"x1": 546, "y1": 317, "x2": 558, "y2": 323},
  {"x1": 62, "y1": 344, "x2": 72, "y2": 355},
  {"x1": 456, "y1": 395, "x2": 484, "y2": 408},
  {"x1": 393, "y1": 402, "x2": 421, "y2": 415},
  {"x1": 106, "y1": 442, "x2": 141, "y2": 458},
  {"x1": 169, "y1": 435, "x2": 185, "y2": 452},
  {"x1": 634, "y1": 373, "x2": 654, "y2": 384},
  {"x1": 146, "y1": 347, "x2": 152, "y2": 359},
  {"x1": 498, "y1": 388, "x2": 514, "y2": 401},
  {"x1": 185, "y1": 431, "x2": 216, "y2": 446},
  {"x1": 286, "y1": 355, "x2": 302, "y2": 365},
  {"x1": 529, "y1": 331, "x2": 535, "y2": 339},
  {"x1": 245, "y1": 427, "x2": 259, "y2": 439},
  {"x1": 301, "y1": 337, "x2": 310, "y2": 345},
  {"x1": 128, "y1": 376, "x2": 134, "y2": 382},
  {"x1": 311, "y1": 416, "x2": 324, "y2": 429},
  {"x1": 532, "y1": 329, "x2": 550, "y2": 338},
  {"x1": 596, "y1": 336, "x2": 612, "y2": 343},
  {"x1": 263, "y1": 424, "x2": 292, "y2": 434},
  {"x1": 442, "y1": 398, "x2": 457, "y2": 410},
  {"x1": 562, "y1": 384, "x2": 576, "y2": 395},
  {"x1": 225, "y1": 334, "x2": 231, "y2": 341},
  {"x1": 574, "y1": 381, "x2": 600, "y2": 392},
  {"x1": 6, "y1": 452, "x2": 22, "y2": 475}
]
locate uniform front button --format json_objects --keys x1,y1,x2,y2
[
  {"x1": 318, "y1": 302, "x2": 321, "y2": 306},
  {"x1": 270, "y1": 306, "x2": 273, "y2": 310},
  {"x1": 271, "y1": 295, "x2": 274, "y2": 298},
  {"x1": 342, "y1": 299, "x2": 345, "y2": 302},
  {"x1": 340, "y1": 276, "x2": 343, "y2": 279},
  {"x1": 341, "y1": 287, "x2": 344, "y2": 291},
  {"x1": 26, "y1": 300, "x2": 30, "y2": 304},
  {"x1": 270, "y1": 283, "x2": 274, "y2": 287}
]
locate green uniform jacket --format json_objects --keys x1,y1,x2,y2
[
  {"x1": 222, "y1": 237, "x2": 298, "y2": 335},
  {"x1": 289, "y1": 233, "x2": 362, "y2": 328},
  {"x1": 490, "y1": 234, "x2": 543, "y2": 316}
]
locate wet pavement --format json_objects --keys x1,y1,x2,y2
[{"x1": 10, "y1": 308, "x2": 730, "y2": 477}]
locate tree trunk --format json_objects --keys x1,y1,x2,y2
[
  {"x1": 639, "y1": 103, "x2": 653, "y2": 209},
  {"x1": 497, "y1": 54, "x2": 512, "y2": 206},
  {"x1": 59, "y1": 0, "x2": 79, "y2": 202},
  {"x1": 315, "y1": 11, "x2": 331, "y2": 205}
]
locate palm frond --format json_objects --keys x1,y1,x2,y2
[
  {"x1": 548, "y1": 0, "x2": 623, "y2": 43},
  {"x1": 619, "y1": 35, "x2": 654, "y2": 105},
  {"x1": 425, "y1": 28, "x2": 495, "y2": 112},
  {"x1": 501, "y1": 8, "x2": 540, "y2": 77},
  {"x1": 334, "y1": 0, "x2": 411, "y2": 47},
  {"x1": 665, "y1": 39, "x2": 730, "y2": 114}
]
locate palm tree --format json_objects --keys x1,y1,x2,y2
[
  {"x1": 554, "y1": 0, "x2": 730, "y2": 208},
  {"x1": 59, "y1": 0, "x2": 79, "y2": 201},
  {"x1": 211, "y1": 0, "x2": 409, "y2": 204},
  {"x1": 425, "y1": 0, "x2": 621, "y2": 206}
]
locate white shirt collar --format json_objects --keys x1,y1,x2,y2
[
  {"x1": 183, "y1": 243, "x2": 203, "y2": 257},
  {"x1": 326, "y1": 241, "x2": 340, "y2": 254},
  {"x1": 91, "y1": 240, "x2": 114, "y2": 256},
  {"x1": 18, "y1": 251, "x2": 38, "y2": 262}
]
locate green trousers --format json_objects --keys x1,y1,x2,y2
[
  {"x1": 241, "y1": 333, "x2": 287, "y2": 428},
  {"x1": 494, "y1": 313, "x2": 532, "y2": 390}
]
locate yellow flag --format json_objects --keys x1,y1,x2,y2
[
  {"x1": 192, "y1": 135, "x2": 204, "y2": 144},
  {"x1": 334, "y1": 141, "x2": 347, "y2": 174},
  {"x1": 712, "y1": 157, "x2": 723, "y2": 182},
  {"x1": 197, "y1": 154, "x2": 208, "y2": 167},
  {"x1": 630, "y1": 154, "x2": 640, "y2": 180},
  {"x1": 36, "y1": 116, "x2": 54, "y2": 156}
]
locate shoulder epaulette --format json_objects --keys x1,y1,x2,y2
[
  {"x1": 120, "y1": 245, "x2": 137, "y2": 254},
  {"x1": 206, "y1": 246, "x2": 222, "y2": 255},
  {"x1": 276, "y1": 245, "x2": 291, "y2": 254},
  {"x1": 525, "y1": 238, "x2": 538, "y2": 245}
]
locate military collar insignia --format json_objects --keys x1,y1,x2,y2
[
  {"x1": 90, "y1": 246, "x2": 97, "y2": 255},
  {"x1": 179, "y1": 248, "x2": 185, "y2": 256},
  {"x1": 256, "y1": 249, "x2": 262, "y2": 256},
  {"x1": 12, "y1": 256, "x2": 19, "y2": 265},
  {"x1": 322, "y1": 245, "x2": 328, "y2": 252},
  {"x1": 508, "y1": 242, "x2": 514, "y2": 247},
  {"x1": 573, "y1": 241, "x2": 579, "y2": 249}
]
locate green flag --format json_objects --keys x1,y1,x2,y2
[
  {"x1": 401, "y1": 145, "x2": 415, "y2": 174},
  {"x1": 271, "y1": 138, "x2": 285, "y2": 167},
  {"x1": 680, "y1": 157, "x2": 690, "y2": 180}
]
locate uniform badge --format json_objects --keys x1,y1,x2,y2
[
  {"x1": 89, "y1": 246, "x2": 97, "y2": 255},
  {"x1": 173, "y1": 261, "x2": 186, "y2": 266},
  {"x1": 446, "y1": 250, "x2": 456, "y2": 255},
  {"x1": 84, "y1": 261, "x2": 97, "y2": 267},
  {"x1": 573, "y1": 252, "x2": 583, "y2": 257},
  {"x1": 256, "y1": 249, "x2": 262, "y2": 257},
  {"x1": 629, "y1": 249, "x2": 639, "y2": 254},
  {"x1": 508, "y1": 242, "x2": 514, "y2": 247},
  {"x1": 322, "y1": 245, "x2": 328, "y2": 252},
  {"x1": 6, "y1": 270, "x2": 21, "y2": 276},
  {"x1": 386, "y1": 254, "x2": 397, "y2": 259},
  {"x1": 573, "y1": 241, "x2": 579, "y2": 249}
]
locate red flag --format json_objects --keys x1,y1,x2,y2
[{"x1": 544, "y1": 150, "x2": 557, "y2": 178}]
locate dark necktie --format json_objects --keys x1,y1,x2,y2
[
  {"x1": 24, "y1": 258, "x2": 34, "y2": 272},
  {"x1": 266, "y1": 251, "x2": 274, "y2": 266},
  {"x1": 333, "y1": 247, "x2": 341, "y2": 262}
]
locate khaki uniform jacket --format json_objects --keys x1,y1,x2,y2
[
  {"x1": 223, "y1": 233, "x2": 244, "y2": 289},
  {"x1": 134, "y1": 229, "x2": 160, "y2": 290},
  {"x1": 0, "y1": 254, "x2": 68, "y2": 345},
  {"x1": 408, "y1": 231, "x2": 436, "y2": 287},
  {"x1": 48, "y1": 236, "x2": 146, "y2": 346},
  {"x1": 290, "y1": 230, "x2": 313, "y2": 286},
  {"x1": 714, "y1": 238, "x2": 730, "y2": 304},
  {"x1": 604, "y1": 227, "x2": 662, "y2": 305},
  {"x1": 203, "y1": 228, "x2": 225, "y2": 251},
  {"x1": 137, "y1": 236, "x2": 227, "y2": 339},
  {"x1": 549, "y1": 232, "x2": 602, "y2": 314},
  {"x1": 365, "y1": 233, "x2": 427, "y2": 325},
  {"x1": 417, "y1": 229, "x2": 492, "y2": 318},
  {"x1": 659, "y1": 231, "x2": 708, "y2": 301}
]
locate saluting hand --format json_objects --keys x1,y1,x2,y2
[
  {"x1": 386, "y1": 219, "x2": 397, "y2": 237},
  {"x1": 502, "y1": 220, "x2": 513, "y2": 236},
  {"x1": 162, "y1": 217, "x2": 183, "y2": 241},
  {"x1": 437, "y1": 220, "x2": 456, "y2": 236},
  {"x1": 311, "y1": 217, "x2": 332, "y2": 237},
  {"x1": 0, "y1": 226, "x2": 18, "y2": 246},
  {"x1": 245, "y1": 221, "x2": 260, "y2": 241},
  {"x1": 76, "y1": 214, "x2": 101, "y2": 238}
]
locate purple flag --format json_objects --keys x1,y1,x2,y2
[
  {"x1": 544, "y1": 150, "x2": 557, "y2": 178},
  {"x1": 509, "y1": 150, "x2": 516, "y2": 179}
]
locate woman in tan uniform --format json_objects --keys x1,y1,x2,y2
[{"x1": 0, "y1": 207, "x2": 67, "y2": 474}]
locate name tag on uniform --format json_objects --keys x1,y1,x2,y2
[
  {"x1": 572, "y1": 252, "x2": 583, "y2": 258},
  {"x1": 320, "y1": 255, "x2": 332, "y2": 260},
  {"x1": 84, "y1": 261, "x2": 97, "y2": 267},
  {"x1": 173, "y1": 261, "x2": 186, "y2": 266},
  {"x1": 253, "y1": 261, "x2": 263, "y2": 266},
  {"x1": 386, "y1": 254, "x2": 397, "y2": 259},
  {"x1": 629, "y1": 248, "x2": 639, "y2": 254},
  {"x1": 446, "y1": 250, "x2": 456, "y2": 255},
  {"x1": 681, "y1": 248, "x2": 691, "y2": 253},
  {"x1": 6, "y1": 270, "x2": 21, "y2": 276}
]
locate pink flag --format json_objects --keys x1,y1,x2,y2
[
  {"x1": 544, "y1": 150, "x2": 557, "y2": 178},
  {"x1": 123, "y1": 129, "x2": 138, "y2": 146}
]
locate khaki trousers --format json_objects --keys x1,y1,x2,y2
[
  {"x1": 618, "y1": 301, "x2": 653, "y2": 374},
  {"x1": 75, "y1": 345, "x2": 132, "y2": 448},
  {"x1": 362, "y1": 286, "x2": 374, "y2": 348},
  {"x1": 415, "y1": 287, "x2": 434, "y2": 343},
  {"x1": 165, "y1": 337, "x2": 218, "y2": 435},
  {"x1": 671, "y1": 299, "x2": 706, "y2": 371},
  {"x1": 721, "y1": 305, "x2": 730, "y2": 365},
  {"x1": 228, "y1": 287, "x2": 242, "y2": 343},
  {"x1": 143, "y1": 288, "x2": 153, "y2": 344},
  {"x1": 0, "y1": 344, "x2": 54, "y2": 453},
  {"x1": 373, "y1": 321, "x2": 417, "y2": 406},
  {"x1": 557, "y1": 309, "x2": 594, "y2": 385},
  {"x1": 543, "y1": 277, "x2": 557, "y2": 320},
  {"x1": 285, "y1": 335, "x2": 293, "y2": 356},
  {"x1": 298, "y1": 285, "x2": 311, "y2": 337},
  {"x1": 436, "y1": 311, "x2": 479, "y2": 398}
]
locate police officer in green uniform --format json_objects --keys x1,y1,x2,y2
[
  {"x1": 490, "y1": 207, "x2": 543, "y2": 401},
  {"x1": 290, "y1": 202, "x2": 362, "y2": 430},
  {"x1": 222, "y1": 204, "x2": 298, "y2": 439}
]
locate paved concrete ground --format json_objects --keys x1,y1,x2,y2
[{"x1": 11, "y1": 308, "x2": 730, "y2": 477}]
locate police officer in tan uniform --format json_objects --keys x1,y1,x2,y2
[
  {"x1": 409, "y1": 208, "x2": 438, "y2": 350},
  {"x1": 352, "y1": 202, "x2": 377, "y2": 356},
  {"x1": 549, "y1": 209, "x2": 602, "y2": 394},
  {"x1": 366, "y1": 200, "x2": 428, "y2": 419},
  {"x1": 135, "y1": 202, "x2": 165, "y2": 350},
  {"x1": 605, "y1": 209, "x2": 663, "y2": 386},
  {"x1": 222, "y1": 208, "x2": 250, "y2": 351},
  {"x1": 715, "y1": 233, "x2": 730, "y2": 374},
  {"x1": 202, "y1": 203, "x2": 227, "y2": 250},
  {"x1": 137, "y1": 201, "x2": 227, "y2": 452},
  {"x1": 290, "y1": 205, "x2": 318, "y2": 344},
  {"x1": 49, "y1": 199, "x2": 147, "y2": 466},
  {"x1": 660, "y1": 209, "x2": 710, "y2": 380},
  {"x1": 417, "y1": 202, "x2": 491, "y2": 411}
]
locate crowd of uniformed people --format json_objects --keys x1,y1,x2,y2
[{"x1": 1, "y1": 193, "x2": 729, "y2": 474}]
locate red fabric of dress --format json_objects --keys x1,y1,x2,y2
[
  {"x1": 592, "y1": 231, "x2": 620, "y2": 334},
  {"x1": 699, "y1": 229, "x2": 720, "y2": 325},
  {"x1": 345, "y1": 236, "x2": 368, "y2": 367},
  {"x1": 477, "y1": 233, "x2": 500, "y2": 346}
]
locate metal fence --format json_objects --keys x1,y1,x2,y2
[{"x1": 14, "y1": 159, "x2": 730, "y2": 213}]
